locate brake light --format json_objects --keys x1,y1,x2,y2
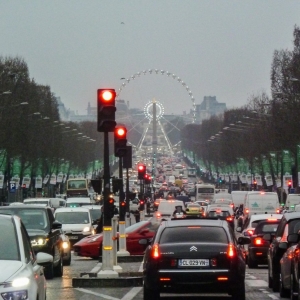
[
  {"x1": 152, "y1": 243, "x2": 160, "y2": 259},
  {"x1": 227, "y1": 243, "x2": 236, "y2": 258},
  {"x1": 230, "y1": 204, "x2": 234, "y2": 208},
  {"x1": 245, "y1": 208, "x2": 249, "y2": 213},
  {"x1": 156, "y1": 212, "x2": 161, "y2": 217},
  {"x1": 267, "y1": 218, "x2": 278, "y2": 221},
  {"x1": 260, "y1": 192, "x2": 265, "y2": 195},
  {"x1": 226, "y1": 217, "x2": 233, "y2": 222},
  {"x1": 254, "y1": 238, "x2": 262, "y2": 245},
  {"x1": 276, "y1": 209, "x2": 280, "y2": 213}
]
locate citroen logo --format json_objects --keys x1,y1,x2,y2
[{"x1": 190, "y1": 246, "x2": 197, "y2": 251}]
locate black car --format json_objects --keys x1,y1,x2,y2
[
  {"x1": 267, "y1": 212, "x2": 300, "y2": 292},
  {"x1": 0, "y1": 205, "x2": 64, "y2": 279},
  {"x1": 141, "y1": 218, "x2": 249, "y2": 300},
  {"x1": 247, "y1": 219, "x2": 281, "y2": 268}
]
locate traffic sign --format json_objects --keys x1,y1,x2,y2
[{"x1": 9, "y1": 181, "x2": 16, "y2": 193}]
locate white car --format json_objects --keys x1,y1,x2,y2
[{"x1": 0, "y1": 214, "x2": 53, "y2": 300}]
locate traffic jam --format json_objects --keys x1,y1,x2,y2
[{"x1": 2, "y1": 155, "x2": 300, "y2": 300}]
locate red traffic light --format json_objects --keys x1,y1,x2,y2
[
  {"x1": 138, "y1": 165, "x2": 145, "y2": 171},
  {"x1": 288, "y1": 180, "x2": 292, "y2": 186},
  {"x1": 121, "y1": 201, "x2": 126, "y2": 207},
  {"x1": 116, "y1": 127, "x2": 126, "y2": 137},
  {"x1": 108, "y1": 197, "x2": 114, "y2": 204},
  {"x1": 98, "y1": 89, "x2": 116, "y2": 102}
]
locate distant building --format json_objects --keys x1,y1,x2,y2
[{"x1": 195, "y1": 96, "x2": 226, "y2": 123}]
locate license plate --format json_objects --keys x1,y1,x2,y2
[
  {"x1": 179, "y1": 259, "x2": 209, "y2": 267},
  {"x1": 69, "y1": 236, "x2": 78, "y2": 240}
]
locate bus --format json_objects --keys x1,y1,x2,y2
[
  {"x1": 66, "y1": 178, "x2": 89, "y2": 198},
  {"x1": 195, "y1": 183, "x2": 215, "y2": 203}
]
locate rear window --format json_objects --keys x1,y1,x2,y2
[
  {"x1": 198, "y1": 188, "x2": 214, "y2": 193},
  {"x1": 254, "y1": 223, "x2": 278, "y2": 234},
  {"x1": 159, "y1": 226, "x2": 228, "y2": 244},
  {"x1": 158, "y1": 202, "x2": 183, "y2": 213},
  {"x1": 207, "y1": 210, "x2": 230, "y2": 217},
  {"x1": 55, "y1": 211, "x2": 90, "y2": 224}
]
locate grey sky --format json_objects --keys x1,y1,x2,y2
[{"x1": 1, "y1": 1, "x2": 299, "y2": 116}]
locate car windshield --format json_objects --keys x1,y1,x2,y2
[
  {"x1": 0, "y1": 217, "x2": 20, "y2": 260},
  {"x1": 55, "y1": 212, "x2": 90, "y2": 224},
  {"x1": 0, "y1": 208, "x2": 49, "y2": 231},
  {"x1": 89, "y1": 209, "x2": 101, "y2": 221},
  {"x1": 160, "y1": 226, "x2": 228, "y2": 243},
  {"x1": 125, "y1": 221, "x2": 148, "y2": 234},
  {"x1": 158, "y1": 202, "x2": 183, "y2": 213}
]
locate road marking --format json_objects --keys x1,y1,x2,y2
[
  {"x1": 121, "y1": 287, "x2": 142, "y2": 300},
  {"x1": 75, "y1": 288, "x2": 120, "y2": 300},
  {"x1": 138, "y1": 261, "x2": 143, "y2": 273},
  {"x1": 268, "y1": 294, "x2": 279, "y2": 299},
  {"x1": 245, "y1": 279, "x2": 268, "y2": 287}
]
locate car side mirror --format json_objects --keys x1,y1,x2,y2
[
  {"x1": 279, "y1": 242, "x2": 288, "y2": 250},
  {"x1": 263, "y1": 233, "x2": 272, "y2": 242},
  {"x1": 52, "y1": 220, "x2": 62, "y2": 230},
  {"x1": 237, "y1": 236, "x2": 251, "y2": 245},
  {"x1": 287, "y1": 233, "x2": 299, "y2": 243},
  {"x1": 139, "y1": 238, "x2": 151, "y2": 245},
  {"x1": 236, "y1": 227, "x2": 242, "y2": 233}
]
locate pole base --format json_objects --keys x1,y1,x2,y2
[
  {"x1": 117, "y1": 250, "x2": 130, "y2": 256},
  {"x1": 113, "y1": 265, "x2": 123, "y2": 273},
  {"x1": 97, "y1": 270, "x2": 119, "y2": 278}
]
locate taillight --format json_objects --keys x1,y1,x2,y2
[
  {"x1": 245, "y1": 208, "x2": 249, "y2": 213},
  {"x1": 156, "y1": 212, "x2": 161, "y2": 217},
  {"x1": 276, "y1": 209, "x2": 280, "y2": 213},
  {"x1": 254, "y1": 238, "x2": 262, "y2": 245},
  {"x1": 152, "y1": 243, "x2": 160, "y2": 258},
  {"x1": 227, "y1": 243, "x2": 236, "y2": 258},
  {"x1": 226, "y1": 217, "x2": 233, "y2": 222}
]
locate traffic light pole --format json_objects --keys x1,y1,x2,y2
[
  {"x1": 125, "y1": 167, "x2": 130, "y2": 227},
  {"x1": 98, "y1": 131, "x2": 118, "y2": 278},
  {"x1": 117, "y1": 157, "x2": 129, "y2": 256}
]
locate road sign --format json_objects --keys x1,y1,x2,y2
[{"x1": 9, "y1": 181, "x2": 16, "y2": 193}]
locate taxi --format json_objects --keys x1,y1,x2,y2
[{"x1": 185, "y1": 203, "x2": 203, "y2": 216}]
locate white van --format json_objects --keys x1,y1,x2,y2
[
  {"x1": 244, "y1": 192, "x2": 280, "y2": 218},
  {"x1": 195, "y1": 184, "x2": 215, "y2": 203},
  {"x1": 153, "y1": 199, "x2": 185, "y2": 222},
  {"x1": 54, "y1": 207, "x2": 95, "y2": 245},
  {"x1": 231, "y1": 191, "x2": 248, "y2": 208},
  {"x1": 286, "y1": 194, "x2": 300, "y2": 210},
  {"x1": 168, "y1": 175, "x2": 176, "y2": 185},
  {"x1": 66, "y1": 197, "x2": 94, "y2": 207},
  {"x1": 23, "y1": 198, "x2": 66, "y2": 210}
]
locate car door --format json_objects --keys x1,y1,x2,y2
[{"x1": 21, "y1": 223, "x2": 45, "y2": 300}]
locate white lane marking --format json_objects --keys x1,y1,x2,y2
[
  {"x1": 138, "y1": 261, "x2": 143, "y2": 273},
  {"x1": 121, "y1": 287, "x2": 143, "y2": 300},
  {"x1": 75, "y1": 288, "x2": 120, "y2": 300},
  {"x1": 90, "y1": 263, "x2": 102, "y2": 273},
  {"x1": 268, "y1": 294, "x2": 279, "y2": 299},
  {"x1": 248, "y1": 275, "x2": 257, "y2": 279},
  {"x1": 245, "y1": 279, "x2": 268, "y2": 287}
]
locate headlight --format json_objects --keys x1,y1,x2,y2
[
  {"x1": 83, "y1": 227, "x2": 91, "y2": 232},
  {"x1": 12, "y1": 278, "x2": 30, "y2": 288},
  {"x1": 62, "y1": 241, "x2": 69, "y2": 249},
  {"x1": 31, "y1": 238, "x2": 48, "y2": 246},
  {"x1": 1, "y1": 290, "x2": 28, "y2": 300}
]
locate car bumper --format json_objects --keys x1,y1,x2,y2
[
  {"x1": 73, "y1": 244, "x2": 99, "y2": 258},
  {"x1": 145, "y1": 269, "x2": 239, "y2": 293},
  {"x1": 248, "y1": 247, "x2": 268, "y2": 262}
]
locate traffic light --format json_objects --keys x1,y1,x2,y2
[
  {"x1": 144, "y1": 174, "x2": 151, "y2": 184},
  {"x1": 114, "y1": 126, "x2": 127, "y2": 157},
  {"x1": 138, "y1": 164, "x2": 146, "y2": 180},
  {"x1": 139, "y1": 199, "x2": 145, "y2": 211},
  {"x1": 112, "y1": 178, "x2": 122, "y2": 194},
  {"x1": 288, "y1": 180, "x2": 292, "y2": 192},
  {"x1": 119, "y1": 199, "x2": 126, "y2": 219},
  {"x1": 105, "y1": 195, "x2": 115, "y2": 219},
  {"x1": 97, "y1": 89, "x2": 116, "y2": 132}
]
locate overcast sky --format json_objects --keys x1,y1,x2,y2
[{"x1": 1, "y1": 1, "x2": 299, "y2": 116}]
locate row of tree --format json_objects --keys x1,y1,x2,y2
[{"x1": 181, "y1": 26, "x2": 300, "y2": 186}]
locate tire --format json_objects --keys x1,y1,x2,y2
[
  {"x1": 143, "y1": 283, "x2": 160, "y2": 300},
  {"x1": 279, "y1": 274, "x2": 290, "y2": 298},
  {"x1": 290, "y1": 274, "x2": 297, "y2": 300},
  {"x1": 248, "y1": 255, "x2": 258, "y2": 269},
  {"x1": 54, "y1": 256, "x2": 63, "y2": 277},
  {"x1": 63, "y1": 255, "x2": 71, "y2": 266},
  {"x1": 231, "y1": 280, "x2": 245, "y2": 300},
  {"x1": 44, "y1": 263, "x2": 54, "y2": 279},
  {"x1": 268, "y1": 265, "x2": 273, "y2": 288}
]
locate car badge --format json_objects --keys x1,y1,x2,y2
[{"x1": 190, "y1": 246, "x2": 197, "y2": 251}]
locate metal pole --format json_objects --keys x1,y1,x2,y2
[
  {"x1": 125, "y1": 167, "x2": 131, "y2": 227},
  {"x1": 98, "y1": 131, "x2": 118, "y2": 278}
]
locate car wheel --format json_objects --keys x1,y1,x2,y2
[
  {"x1": 268, "y1": 265, "x2": 273, "y2": 288},
  {"x1": 63, "y1": 254, "x2": 71, "y2": 266},
  {"x1": 143, "y1": 282, "x2": 160, "y2": 300},
  {"x1": 248, "y1": 255, "x2": 258, "y2": 269},
  {"x1": 290, "y1": 274, "x2": 297, "y2": 300},
  {"x1": 44, "y1": 263, "x2": 54, "y2": 279},
  {"x1": 54, "y1": 256, "x2": 63, "y2": 277},
  {"x1": 231, "y1": 280, "x2": 245, "y2": 300},
  {"x1": 279, "y1": 274, "x2": 290, "y2": 298}
]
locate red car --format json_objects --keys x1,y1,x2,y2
[{"x1": 73, "y1": 221, "x2": 158, "y2": 259}]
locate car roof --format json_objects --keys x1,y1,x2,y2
[
  {"x1": 0, "y1": 204, "x2": 49, "y2": 209},
  {"x1": 249, "y1": 213, "x2": 283, "y2": 221},
  {"x1": 55, "y1": 207, "x2": 91, "y2": 212},
  {"x1": 282, "y1": 211, "x2": 300, "y2": 221},
  {"x1": 162, "y1": 218, "x2": 227, "y2": 228}
]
